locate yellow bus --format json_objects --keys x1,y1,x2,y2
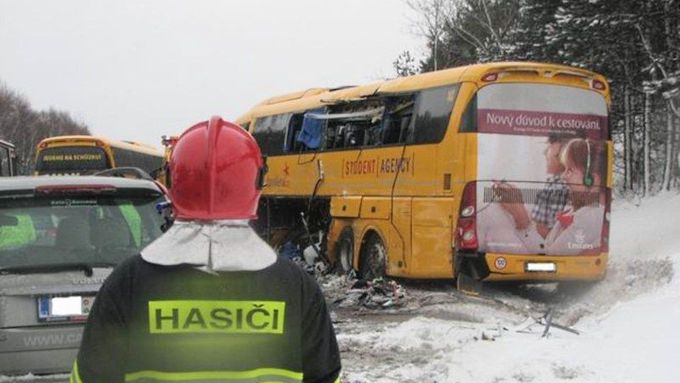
[
  {"x1": 236, "y1": 62, "x2": 612, "y2": 286},
  {"x1": 156, "y1": 135, "x2": 179, "y2": 187},
  {"x1": 34, "y1": 136, "x2": 164, "y2": 177},
  {"x1": 0, "y1": 140, "x2": 17, "y2": 176}
]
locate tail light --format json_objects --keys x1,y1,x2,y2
[
  {"x1": 481, "y1": 73, "x2": 498, "y2": 82},
  {"x1": 455, "y1": 181, "x2": 478, "y2": 250},
  {"x1": 592, "y1": 79, "x2": 607, "y2": 90}
]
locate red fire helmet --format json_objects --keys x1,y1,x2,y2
[{"x1": 169, "y1": 116, "x2": 265, "y2": 220}]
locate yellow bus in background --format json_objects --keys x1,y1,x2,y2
[
  {"x1": 34, "y1": 136, "x2": 164, "y2": 177},
  {"x1": 156, "y1": 135, "x2": 179, "y2": 188},
  {"x1": 237, "y1": 62, "x2": 612, "y2": 286}
]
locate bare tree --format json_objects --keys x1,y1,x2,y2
[
  {"x1": 0, "y1": 81, "x2": 90, "y2": 174},
  {"x1": 407, "y1": 0, "x2": 451, "y2": 70},
  {"x1": 443, "y1": 0, "x2": 521, "y2": 61}
]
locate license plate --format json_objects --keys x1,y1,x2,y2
[
  {"x1": 525, "y1": 262, "x2": 557, "y2": 272},
  {"x1": 38, "y1": 295, "x2": 96, "y2": 322}
]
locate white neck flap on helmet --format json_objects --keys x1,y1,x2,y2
[{"x1": 141, "y1": 220, "x2": 277, "y2": 273}]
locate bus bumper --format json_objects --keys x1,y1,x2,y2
[{"x1": 482, "y1": 253, "x2": 608, "y2": 282}]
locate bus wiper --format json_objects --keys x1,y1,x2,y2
[{"x1": 0, "y1": 262, "x2": 117, "y2": 277}]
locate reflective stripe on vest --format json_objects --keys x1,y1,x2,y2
[
  {"x1": 74, "y1": 361, "x2": 339, "y2": 383},
  {"x1": 70, "y1": 360, "x2": 83, "y2": 383},
  {"x1": 124, "y1": 368, "x2": 303, "y2": 383}
]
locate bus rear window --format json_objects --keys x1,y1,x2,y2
[{"x1": 35, "y1": 146, "x2": 109, "y2": 175}]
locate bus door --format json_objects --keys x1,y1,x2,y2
[{"x1": 390, "y1": 84, "x2": 459, "y2": 278}]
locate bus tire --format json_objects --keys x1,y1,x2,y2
[
  {"x1": 359, "y1": 232, "x2": 386, "y2": 281},
  {"x1": 335, "y1": 227, "x2": 354, "y2": 275}
]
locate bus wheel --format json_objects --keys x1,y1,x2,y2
[
  {"x1": 359, "y1": 233, "x2": 386, "y2": 281},
  {"x1": 335, "y1": 227, "x2": 354, "y2": 275}
]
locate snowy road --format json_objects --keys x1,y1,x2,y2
[{"x1": 330, "y1": 194, "x2": 679, "y2": 383}]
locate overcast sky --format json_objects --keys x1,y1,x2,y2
[{"x1": 0, "y1": 0, "x2": 423, "y2": 148}]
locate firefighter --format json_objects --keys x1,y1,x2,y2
[{"x1": 71, "y1": 117, "x2": 341, "y2": 383}]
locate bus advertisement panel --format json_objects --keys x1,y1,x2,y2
[{"x1": 474, "y1": 84, "x2": 609, "y2": 257}]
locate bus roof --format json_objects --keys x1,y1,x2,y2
[
  {"x1": 236, "y1": 61, "x2": 608, "y2": 122},
  {"x1": 256, "y1": 88, "x2": 330, "y2": 106},
  {"x1": 37, "y1": 135, "x2": 163, "y2": 157}
]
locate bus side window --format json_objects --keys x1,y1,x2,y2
[
  {"x1": 285, "y1": 114, "x2": 304, "y2": 153},
  {"x1": 412, "y1": 84, "x2": 459, "y2": 144},
  {"x1": 252, "y1": 116, "x2": 273, "y2": 155},
  {"x1": 292, "y1": 109, "x2": 326, "y2": 152},
  {"x1": 382, "y1": 96, "x2": 415, "y2": 145},
  {"x1": 344, "y1": 126, "x2": 364, "y2": 147},
  {"x1": 252, "y1": 114, "x2": 291, "y2": 156},
  {"x1": 323, "y1": 102, "x2": 383, "y2": 150},
  {"x1": 112, "y1": 147, "x2": 131, "y2": 168},
  {"x1": 270, "y1": 114, "x2": 290, "y2": 155}
]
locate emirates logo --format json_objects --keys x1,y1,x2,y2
[
  {"x1": 575, "y1": 229, "x2": 585, "y2": 245},
  {"x1": 568, "y1": 229, "x2": 594, "y2": 250}
]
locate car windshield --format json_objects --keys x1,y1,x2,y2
[{"x1": 0, "y1": 193, "x2": 165, "y2": 270}]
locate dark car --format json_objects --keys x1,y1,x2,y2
[{"x1": 0, "y1": 176, "x2": 166, "y2": 379}]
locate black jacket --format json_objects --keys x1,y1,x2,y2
[{"x1": 72, "y1": 255, "x2": 341, "y2": 383}]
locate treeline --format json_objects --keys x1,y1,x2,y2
[
  {"x1": 397, "y1": 0, "x2": 680, "y2": 196},
  {"x1": 0, "y1": 82, "x2": 90, "y2": 174}
]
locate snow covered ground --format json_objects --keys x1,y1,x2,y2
[
  {"x1": 2, "y1": 193, "x2": 677, "y2": 383},
  {"x1": 334, "y1": 193, "x2": 680, "y2": 383}
]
